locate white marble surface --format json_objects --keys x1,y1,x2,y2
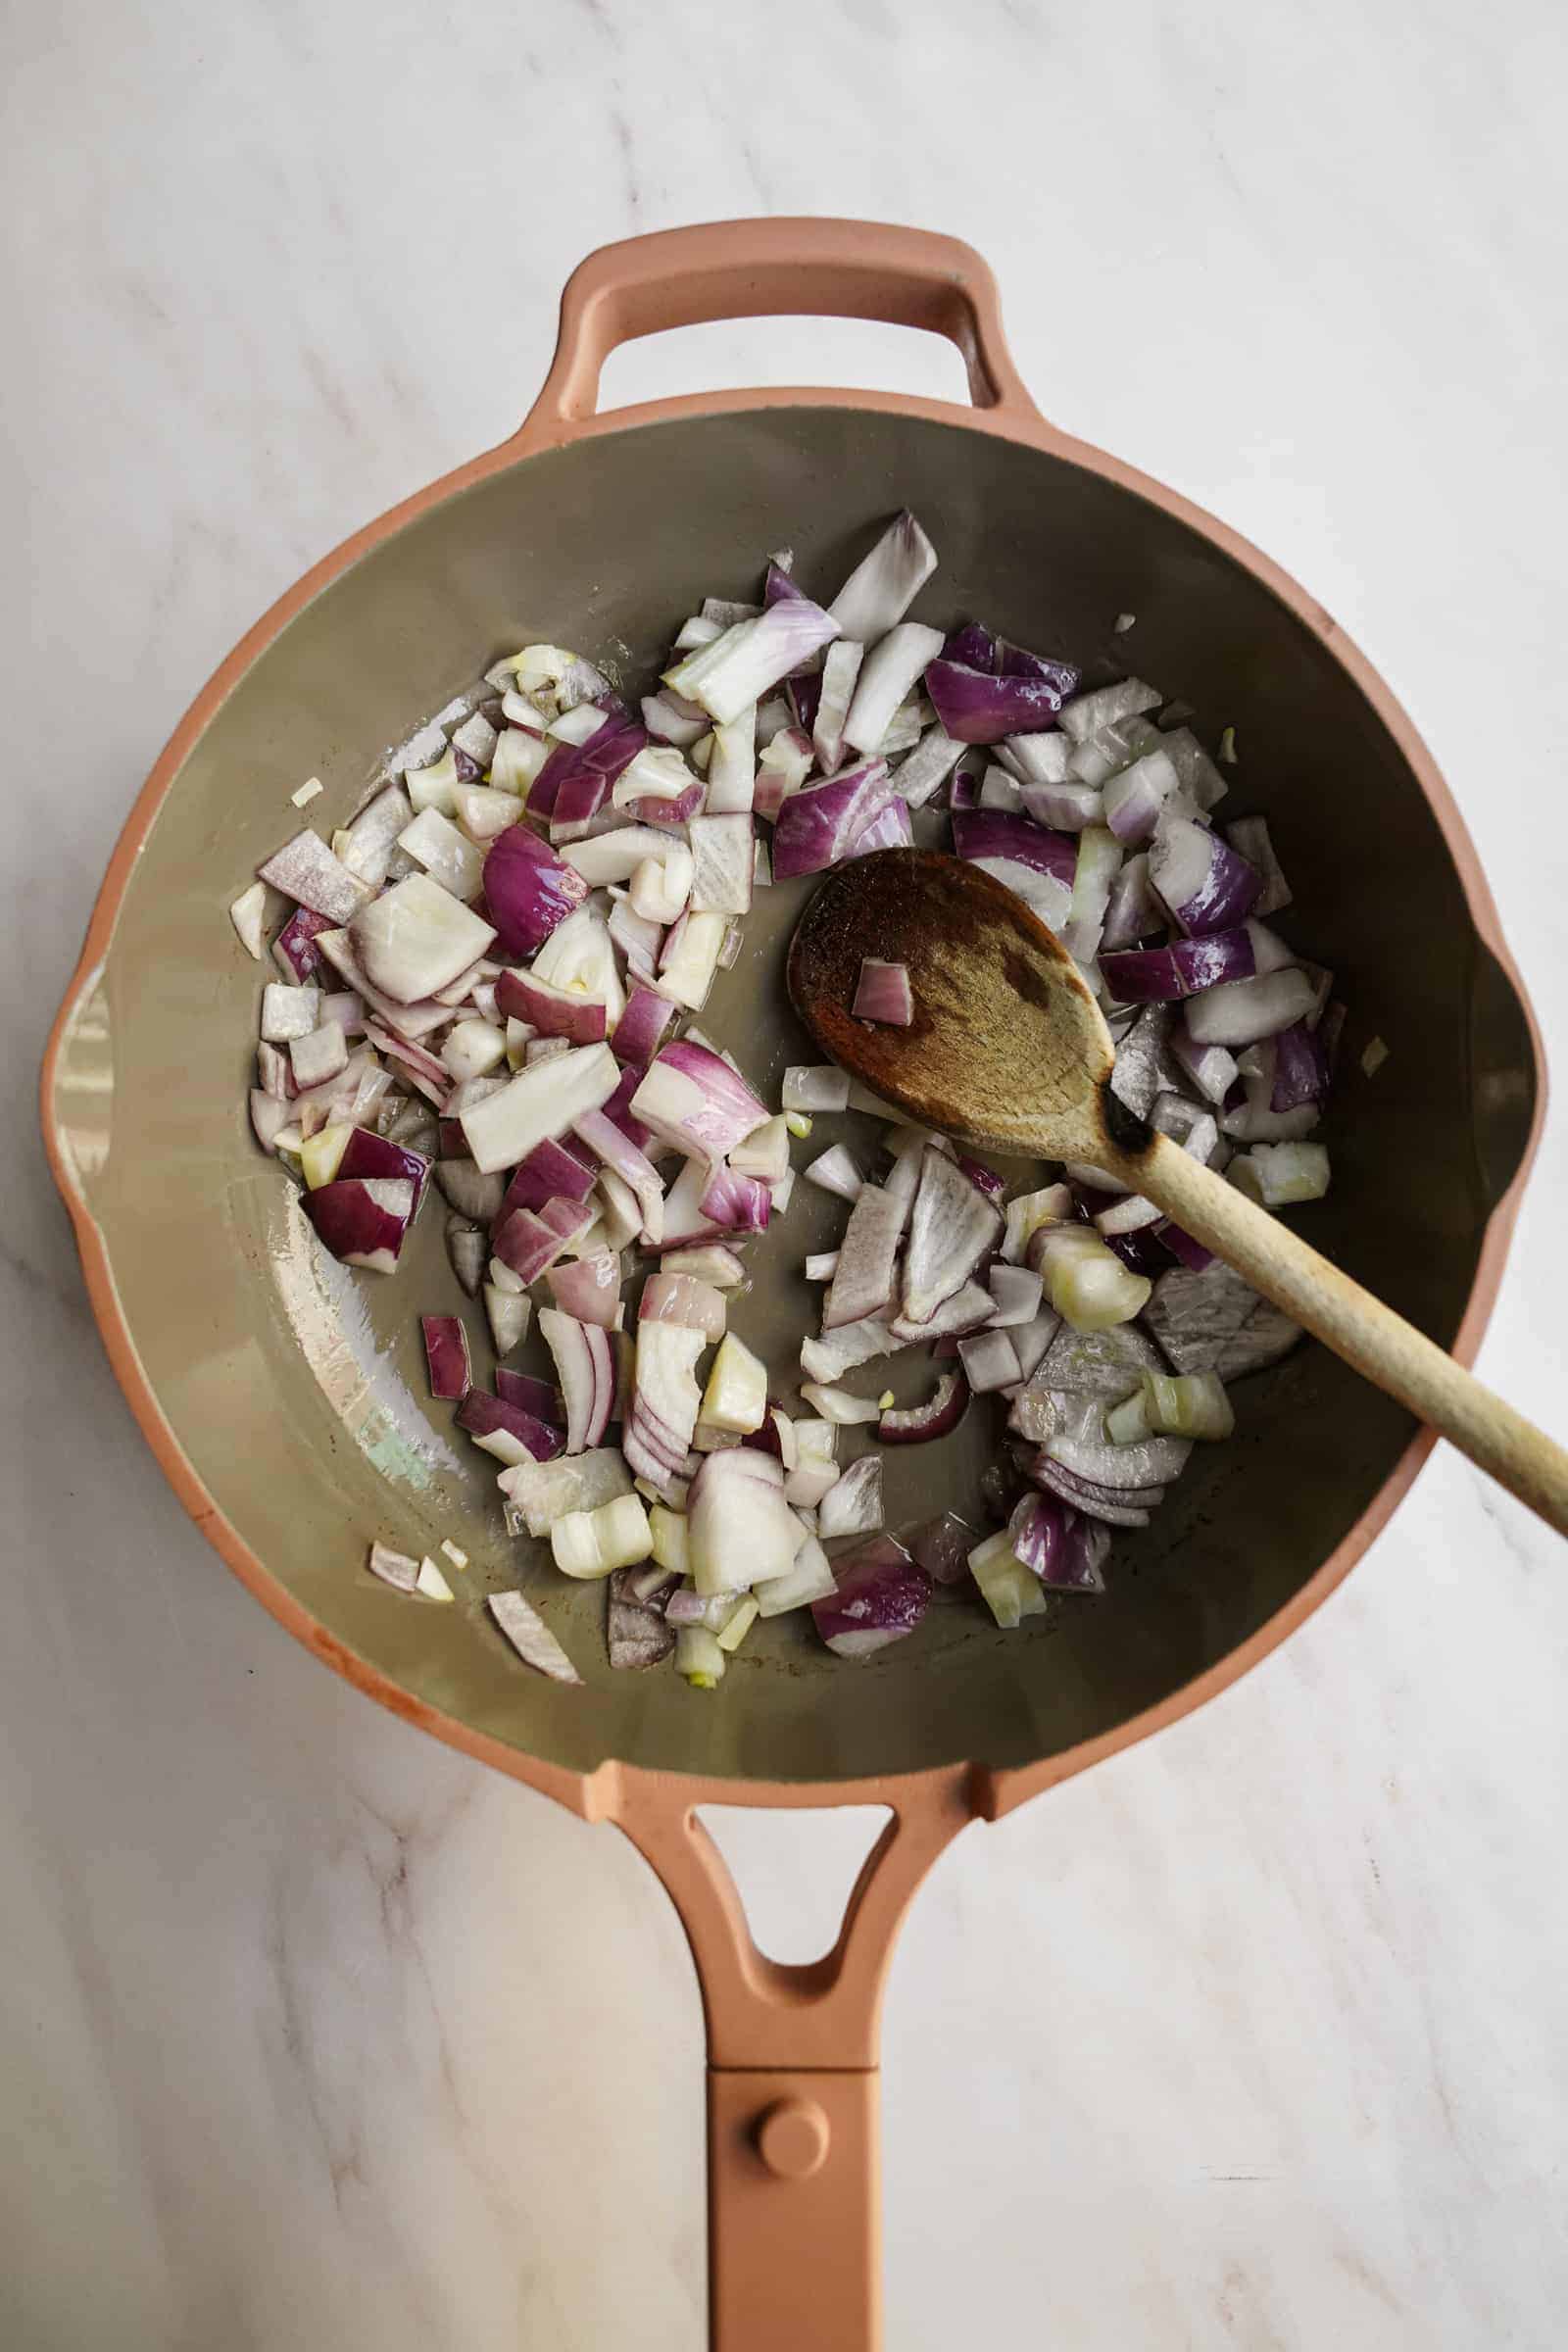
[{"x1": 6, "y1": 1, "x2": 1568, "y2": 2344}]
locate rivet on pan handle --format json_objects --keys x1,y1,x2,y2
[
  {"x1": 613, "y1": 1771, "x2": 973, "y2": 2351},
  {"x1": 511, "y1": 216, "x2": 1043, "y2": 445}
]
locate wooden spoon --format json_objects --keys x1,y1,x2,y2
[{"x1": 788, "y1": 849, "x2": 1568, "y2": 1538}]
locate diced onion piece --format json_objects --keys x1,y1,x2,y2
[
  {"x1": 460, "y1": 1043, "x2": 620, "y2": 1176},
  {"x1": 816, "y1": 1455, "x2": 884, "y2": 1540},
  {"x1": 488, "y1": 1590, "x2": 582, "y2": 1684},
  {"x1": 754, "y1": 1537, "x2": 838, "y2": 1617},
  {"x1": 229, "y1": 882, "x2": 268, "y2": 958},
  {"x1": 810, "y1": 1535, "x2": 930, "y2": 1656},
  {"x1": 1001, "y1": 1183, "x2": 1072, "y2": 1263},
  {"x1": 349, "y1": 872, "x2": 496, "y2": 1004},
  {"x1": 804, "y1": 1145, "x2": 862, "y2": 1202},
  {"x1": 701, "y1": 1333, "x2": 768, "y2": 1434},
  {"x1": 843, "y1": 622, "x2": 945, "y2": 758},
  {"x1": 1184, "y1": 966, "x2": 1318, "y2": 1048},
  {"x1": 688, "y1": 1448, "x2": 797, "y2": 1594},
  {"x1": 967, "y1": 1529, "x2": 1051, "y2": 1629},
  {"x1": 416, "y1": 1555, "x2": 454, "y2": 1601},
  {"x1": 397, "y1": 806, "x2": 485, "y2": 901},
  {"x1": 801, "y1": 1382, "x2": 882, "y2": 1426},
  {"x1": 784, "y1": 1064, "x2": 851, "y2": 1113},
  {"x1": 664, "y1": 594, "x2": 841, "y2": 725},
  {"x1": 655, "y1": 909, "x2": 729, "y2": 1009},
  {"x1": 551, "y1": 1493, "x2": 654, "y2": 1580},
  {"x1": 1035, "y1": 1225, "x2": 1152, "y2": 1332},
  {"x1": 1229, "y1": 1140, "x2": 1331, "y2": 1205},
  {"x1": 674, "y1": 1625, "x2": 726, "y2": 1689},
  {"x1": 828, "y1": 510, "x2": 938, "y2": 642},
  {"x1": 1140, "y1": 1370, "x2": 1235, "y2": 1440},
  {"x1": 852, "y1": 958, "x2": 913, "y2": 1027},
  {"x1": 367, "y1": 1541, "x2": 419, "y2": 1592}
]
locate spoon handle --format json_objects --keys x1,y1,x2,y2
[{"x1": 1123, "y1": 1133, "x2": 1568, "y2": 1539}]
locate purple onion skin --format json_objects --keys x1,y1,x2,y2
[
  {"x1": 1007, "y1": 1491, "x2": 1068, "y2": 1577},
  {"x1": 1155, "y1": 830, "x2": 1262, "y2": 939},
  {"x1": 494, "y1": 1138, "x2": 597, "y2": 1229},
  {"x1": 938, "y1": 624, "x2": 1078, "y2": 697},
  {"x1": 907, "y1": 1512, "x2": 974, "y2": 1584},
  {"x1": 925, "y1": 661, "x2": 1069, "y2": 745},
  {"x1": 947, "y1": 752, "x2": 984, "y2": 810},
  {"x1": 482, "y1": 826, "x2": 589, "y2": 959},
  {"x1": 1155, "y1": 1220, "x2": 1215, "y2": 1273},
  {"x1": 600, "y1": 1061, "x2": 654, "y2": 1150},
  {"x1": 943, "y1": 622, "x2": 997, "y2": 668},
  {"x1": 1270, "y1": 1020, "x2": 1332, "y2": 1111},
  {"x1": 951, "y1": 808, "x2": 1077, "y2": 885},
  {"x1": 528, "y1": 716, "x2": 646, "y2": 820},
  {"x1": 957, "y1": 1154, "x2": 1005, "y2": 1201},
  {"x1": 811, "y1": 1539, "x2": 931, "y2": 1646},
  {"x1": 1102, "y1": 1226, "x2": 1170, "y2": 1277},
  {"x1": 454, "y1": 1389, "x2": 564, "y2": 1460},
  {"x1": 339, "y1": 1128, "x2": 431, "y2": 1195},
  {"x1": 494, "y1": 1368, "x2": 564, "y2": 1424},
  {"x1": 274, "y1": 905, "x2": 331, "y2": 979},
  {"x1": 302, "y1": 1180, "x2": 413, "y2": 1268},
  {"x1": 420, "y1": 1315, "x2": 471, "y2": 1401},
  {"x1": 765, "y1": 562, "x2": 806, "y2": 606},
  {"x1": 877, "y1": 1369, "x2": 970, "y2": 1445},
  {"x1": 1101, "y1": 928, "x2": 1256, "y2": 1003},
  {"x1": 789, "y1": 671, "x2": 824, "y2": 733},
  {"x1": 611, "y1": 986, "x2": 676, "y2": 1068}
]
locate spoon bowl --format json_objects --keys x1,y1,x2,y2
[{"x1": 790, "y1": 848, "x2": 1568, "y2": 1540}]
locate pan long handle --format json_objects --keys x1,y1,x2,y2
[
  {"x1": 613, "y1": 1775, "x2": 972, "y2": 2351},
  {"x1": 511, "y1": 216, "x2": 1041, "y2": 444}
]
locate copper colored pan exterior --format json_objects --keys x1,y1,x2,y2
[{"x1": 41, "y1": 220, "x2": 1544, "y2": 2349}]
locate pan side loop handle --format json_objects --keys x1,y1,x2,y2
[
  {"x1": 512, "y1": 218, "x2": 1042, "y2": 447},
  {"x1": 614, "y1": 1781, "x2": 971, "y2": 2352}
]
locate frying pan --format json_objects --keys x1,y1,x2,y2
[{"x1": 42, "y1": 219, "x2": 1544, "y2": 2349}]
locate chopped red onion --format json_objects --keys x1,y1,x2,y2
[
  {"x1": 259, "y1": 829, "x2": 372, "y2": 925},
  {"x1": 664, "y1": 591, "x2": 841, "y2": 725},
  {"x1": 630, "y1": 1040, "x2": 768, "y2": 1163},
  {"x1": 817, "y1": 1454, "x2": 886, "y2": 1540},
  {"x1": 843, "y1": 622, "x2": 945, "y2": 758},
  {"x1": 877, "y1": 1369, "x2": 969, "y2": 1445},
  {"x1": 456, "y1": 1389, "x2": 564, "y2": 1464},
  {"x1": 811, "y1": 1535, "x2": 930, "y2": 1655},
  {"x1": 903, "y1": 1147, "x2": 1002, "y2": 1325},
  {"x1": 1101, "y1": 927, "x2": 1256, "y2": 1003},
  {"x1": 1184, "y1": 964, "x2": 1319, "y2": 1047},
  {"x1": 846, "y1": 795, "x2": 914, "y2": 856},
  {"x1": 420, "y1": 1314, "x2": 472, "y2": 1399},
  {"x1": 828, "y1": 511, "x2": 938, "y2": 642},
  {"x1": 1058, "y1": 678, "x2": 1162, "y2": 743},
  {"x1": 804, "y1": 1144, "x2": 863, "y2": 1203},
  {"x1": 698, "y1": 1163, "x2": 771, "y2": 1233},
  {"x1": 641, "y1": 1271, "x2": 727, "y2": 1341},
  {"x1": 1149, "y1": 815, "x2": 1261, "y2": 937},
  {"x1": 303, "y1": 1176, "x2": 416, "y2": 1272},
  {"x1": 956, "y1": 1327, "x2": 1021, "y2": 1394},
  {"x1": 925, "y1": 661, "x2": 1070, "y2": 745},
  {"x1": 488, "y1": 1590, "x2": 582, "y2": 1684},
  {"x1": 852, "y1": 957, "x2": 913, "y2": 1027},
  {"x1": 812, "y1": 639, "x2": 864, "y2": 776},
  {"x1": 494, "y1": 966, "x2": 607, "y2": 1043},
  {"x1": 771, "y1": 760, "x2": 897, "y2": 880}
]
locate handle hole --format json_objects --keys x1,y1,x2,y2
[
  {"x1": 596, "y1": 315, "x2": 975, "y2": 416},
  {"x1": 696, "y1": 1805, "x2": 893, "y2": 1966}
]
